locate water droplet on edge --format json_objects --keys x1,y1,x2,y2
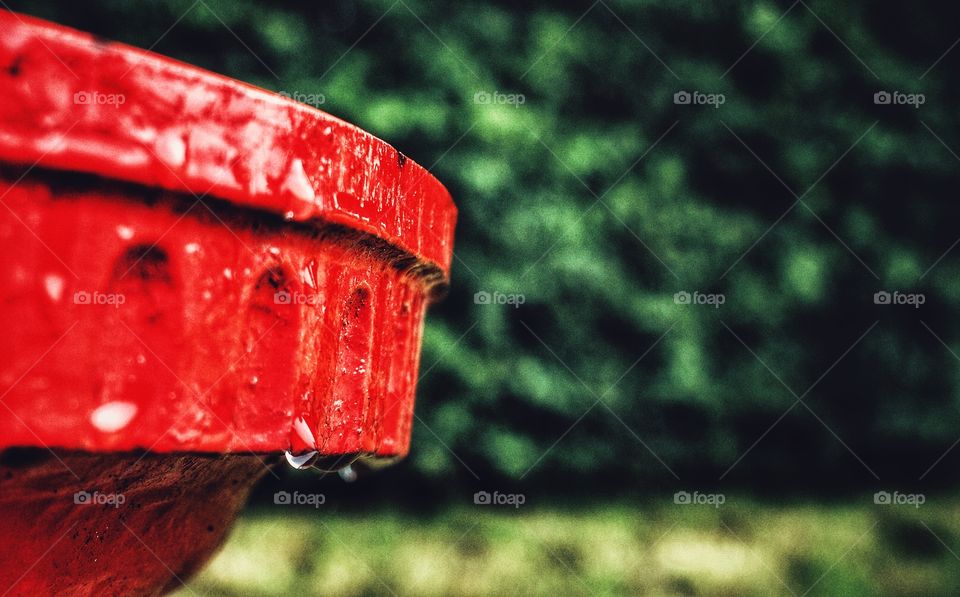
[
  {"x1": 285, "y1": 450, "x2": 318, "y2": 469},
  {"x1": 338, "y1": 464, "x2": 357, "y2": 482},
  {"x1": 289, "y1": 414, "x2": 317, "y2": 453}
]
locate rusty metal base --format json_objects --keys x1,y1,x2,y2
[{"x1": 0, "y1": 449, "x2": 275, "y2": 596}]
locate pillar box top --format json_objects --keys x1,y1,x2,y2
[{"x1": 0, "y1": 11, "x2": 457, "y2": 277}]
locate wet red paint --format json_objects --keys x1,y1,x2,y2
[{"x1": 0, "y1": 11, "x2": 456, "y2": 595}]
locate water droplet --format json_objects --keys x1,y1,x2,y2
[
  {"x1": 90, "y1": 401, "x2": 138, "y2": 432},
  {"x1": 155, "y1": 131, "x2": 187, "y2": 168},
  {"x1": 269, "y1": 247, "x2": 281, "y2": 256},
  {"x1": 116, "y1": 225, "x2": 134, "y2": 240},
  {"x1": 184, "y1": 242, "x2": 201, "y2": 254},
  {"x1": 282, "y1": 158, "x2": 315, "y2": 203},
  {"x1": 290, "y1": 415, "x2": 316, "y2": 453},
  {"x1": 338, "y1": 464, "x2": 357, "y2": 483},
  {"x1": 299, "y1": 263, "x2": 316, "y2": 289},
  {"x1": 285, "y1": 450, "x2": 318, "y2": 469},
  {"x1": 136, "y1": 353, "x2": 146, "y2": 365},
  {"x1": 223, "y1": 267, "x2": 233, "y2": 280},
  {"x1": 43, "y1": 274, "x2": 64, "y2": 302}
]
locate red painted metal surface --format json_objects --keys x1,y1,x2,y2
[
  {"x1": 0, "y1": 10, "x2": 455, "y2": 457},
  {"x1": 0, "y1": 10, "x2": 456, "y2": 595}
]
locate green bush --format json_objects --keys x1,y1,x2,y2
[{"x1": 18, "y1": 0, "x2": 960, "y2": 489}]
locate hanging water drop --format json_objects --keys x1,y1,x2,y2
[
  {"x1": 290, "y1": 414, "x2": 317, "y2": 453},
  {"x1": 338, "y1": 464, "x2": 357, "y2": 483},
  {"x1": 285, "y1": 450, "x2": 318, "y2": 469}
]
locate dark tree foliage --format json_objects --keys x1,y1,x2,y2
[{"x1": 14, "y1": 0, "x2": 960, "y2": 492}]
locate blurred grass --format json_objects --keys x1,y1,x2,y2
[{"x1": 179, "y1": 497, "x2": 960, "y2": 596}]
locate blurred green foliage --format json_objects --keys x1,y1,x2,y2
[{"x1": 15, "y1": 0, "x2": 960, "y2": 489}]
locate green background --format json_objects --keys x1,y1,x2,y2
[{"x1": 11, "y1": 0, "x2": 960, "y2": 594}]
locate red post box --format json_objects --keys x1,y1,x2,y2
[{"x1": 0, "y1": 11, "x2": 456, "y2": 595}]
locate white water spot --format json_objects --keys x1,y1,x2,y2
[
  {"x1": 299, "y1": 265, "x2": 315, "y2": 288},
  {"x1": 43, "y1": 274, "x2": 64, "y2": 302},
  {"x1": 116, "y1": 225, "x2": 134, "y2": 240},
  {"x1": 282, "y1": 158, "x2": 315, "y2": 204},
  {"x1": 184, "y1": 242, "x2": 201, "y2": 254},
  {"x1": 155, "y1": 131, "x2": 187, "y2": 168},
  {"x1": 291, "y1": 415, "x2": 316, "y2": 449},
  {"x1": 285, "y1": 450, "x2": 318, "y2": 469},
  {"x1": 269, "y1": 247, "x2": 281, "y2": 256},
  {"x1": 90, "y1": 401, "x2": 138, "y2": 432},
  {"x1": 223, "y1": 268, "x2": 233, "y2": 280}
]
